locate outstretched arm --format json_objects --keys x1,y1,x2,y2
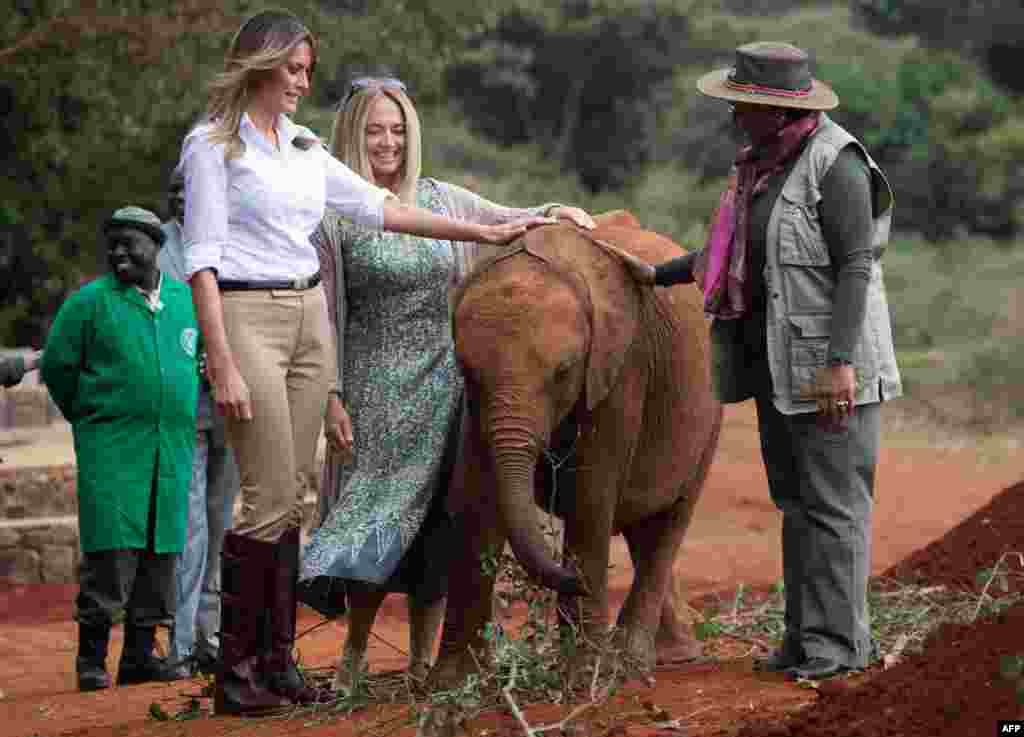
[
  {"x1": 381, "y1": 199, "x2": 550, "y2": 246},
  {"x1": 323, "y1": 149, "x2": 551, "y2": 245},
  {"x1": 435, "y1": 180, "x2": 593, "y2": 229},
  {"x1": 653, "y1": 251, "x2": 702, "y2": 286},
  {"x1": 434, "y1": 179, "x2": 593, "y2": 275}
]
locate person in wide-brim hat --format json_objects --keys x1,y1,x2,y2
[{"x1": 620, "y1": 41, "x2": 902, "y2": 683}]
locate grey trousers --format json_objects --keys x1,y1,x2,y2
[{"x1": 755, "y1": 392, "x2": 880, "y2": 669}]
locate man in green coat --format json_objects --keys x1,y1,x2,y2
[{"x1": 41, "y1": 206, "x2": 200, "y2": 691}]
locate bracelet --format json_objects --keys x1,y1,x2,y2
[{"x1": 826, "y1": 351, "x2": 852, "y2": 367}]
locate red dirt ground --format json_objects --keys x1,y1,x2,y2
[{"x1": 2, "y1": 401, "x2": 1023, "y2": 737}]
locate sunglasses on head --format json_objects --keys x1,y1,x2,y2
[{"x1": 339, "y1": 77, "x2": 408, "y2": 110}]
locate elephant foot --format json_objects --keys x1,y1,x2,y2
[
  {"x1": 610, "y1": 626, "x2": 657, "y2": 676},
  {"x1": 655, "y1": 625, "x2": 704, "y2": 665},
  {"x1": 562, "y1": 628, "x2": 639, "y2": 692},
  {"x1": 418, "y1": 703, "x2": 467, "y2": 737},
  {"x1": 654, "y1": 596, "x2": 706, "y2": 665},
  {"x1": 429, "y1": 650, "x2": 490, "y2": 691},
  {"x1": 655, "y1": 636, "x2": 704, "y2": 665},
  {"x1": 331, "y1": 648, "x2": 368, "y2": 694},
  {"x1": 407, "y1": 659, "x2": 431, "y2": 684}
]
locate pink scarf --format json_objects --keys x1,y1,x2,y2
[{"x1": 697, "y1": 114, "x2": 819, "y2": 319}]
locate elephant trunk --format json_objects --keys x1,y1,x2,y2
[{"x1": 488, "y1": 416, "x2": 587, "y2": 597}]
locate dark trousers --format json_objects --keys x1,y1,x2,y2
[
  {"x1": 76, "y1": 548, "x2": 177, "y2": 630},
  {"x1": 755, "y1": 390, "x2": 880, "y2": 668}
]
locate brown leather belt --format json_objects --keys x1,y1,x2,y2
[{"x1": 218, "y1": 272, "x2": 321, "y2": 291}]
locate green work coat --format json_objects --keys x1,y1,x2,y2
[{"x1": 41, "y1": 274, "x2": 199, "y2": 553}]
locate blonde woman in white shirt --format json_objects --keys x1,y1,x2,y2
[{"x1": 180, "y1": 10, "x2": 548, "y2": 716}]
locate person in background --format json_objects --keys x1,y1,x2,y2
[
  {"x1": 0, "y1": 351, "x2": 42, "y2": 464},
  {"x1": 180, "y1": 10, "x2": 549, "y2": 715},
  {"x1": 298, "y1": 76, "x2": 594, "y2": 690},
  {"x1": 41, "y1": 206, "x2": 199, "y2": 691},
  {"x1": 623, "y1": 42, "x2": 901, "y2": 681},
  {"x1": 0, "y1": 351, "x2": 41, "y2": 388},
  {"x1": 159, "y1": 170, "x2": 241, "y2": 678}
]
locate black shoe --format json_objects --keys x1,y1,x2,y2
[
  {"x1": 76, "y1": 623, "x2": 112, "y2": 691},
  {"x1": 192, "y1": 650, "x2": 218, "y2": 677},
  {"x1": 117, "y1": 655, "x2": 193, "y2": 685},
  {"x1": 163, "y1": 657, "x2": 199, "y2": 680},
  {"x1": 785, "y1": 656, "x2": 850, "y2": 681},
  {"x1": 753, "y1": 647, "x2": 804, "y2": 673},
  {"x1": 77, "y1": 663, "x2": 112, "y2": 692}
]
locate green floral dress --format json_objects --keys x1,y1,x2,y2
[{"x1": 299, "y1": 178, "x2": 555, "y2": 600}]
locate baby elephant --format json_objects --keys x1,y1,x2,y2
[{"x1": 433, "y1": 211, "x2": 722, "y2": 683}]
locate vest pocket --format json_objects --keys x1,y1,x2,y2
[
  {"x1": 778, "y1": 194, "x2": 834, "y2": 314},
  {"x1": 788, "y1": 314, "x2": 830, "y2": 401},
  {"x1": 778, "y1": 193, "x2": 828, "y2": 267}
]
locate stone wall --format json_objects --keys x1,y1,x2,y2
[
  {"x1": 1, "y1": 346, "x2": 323, "y2": 584},
  {"x1": 0, "y1": 465, "x2": 79, "y2": 584},
  {"x1": 0, "y1": 462, "x2": 322, "y2": 585}
]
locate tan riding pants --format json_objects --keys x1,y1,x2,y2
[{"x1": 220, "y1": 285, "x2": 333, "y2": 542}]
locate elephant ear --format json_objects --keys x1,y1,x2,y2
[{"x1": 579, "y1": 227, "x2": 644, "y2": 411}]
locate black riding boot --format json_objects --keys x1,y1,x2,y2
[
  {"x1": 214, "y1": 531, "x2": 292, "y2": 715},
  {"x1": 263, "y1": 526, "x2": 330, "y2": 705}
]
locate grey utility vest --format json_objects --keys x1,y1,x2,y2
[{"x1": 715, "y1": 114, "x2": 903, "y2": 415}]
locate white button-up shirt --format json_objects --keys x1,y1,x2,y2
[{"x1": 180, "y1": 113, "x2": 392, "y2": 281}]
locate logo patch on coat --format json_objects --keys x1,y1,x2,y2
[{"x1": 181, "y1": 328, "x2": 198, "y2": 358}]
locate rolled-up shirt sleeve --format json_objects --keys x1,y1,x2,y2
[
  {"x1": 182, "y1": 131, "x2": 230, "y2": 279},
  {"x1": 322, "y1": 150, "x2": 393, "y2": 230}
]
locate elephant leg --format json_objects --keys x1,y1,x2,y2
[
  {"x1": 432, "y1": 421, "x2": 505, "y2": 687},
  {"x1": 560, "y1": 513, "x2": 614, "y2": 651},
  {"x1": 618, "y1": 501, "x2": 694, "y2": 671},
  {"x1": 653, "y1": 571, "x2": 704, "y2": 665},
  {"x1": 557, "y1": 438, "x2": 618, "y2": 675},
  {"x1": 621, "y1": 411, "x2": 716, "y2": 669},
  {"x1": 553, "y1": 371, "x2": 647, "y2": 681}
]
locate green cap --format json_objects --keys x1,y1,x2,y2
[{"x1": 104, "y1": 206, "x2": 166, "y2": 246}]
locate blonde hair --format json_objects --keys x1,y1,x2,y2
[
  {"x1": 329, "y1": 84, "x2": 422, "y2": 204},
  {"x1": 205, "y1": 10, "x2": 317, "y2": 160}
]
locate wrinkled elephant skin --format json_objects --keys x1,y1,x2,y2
[{"x1": 436, "y1": 210, "x2": 722, "y2": 683}]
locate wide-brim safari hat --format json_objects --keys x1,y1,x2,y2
[{"x1": 697, "y1": 42, "x2": 838, "y2": 111}]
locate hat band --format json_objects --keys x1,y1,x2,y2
[{"x1": 724, "y1": 77, "x2": 812, "y2": 99}]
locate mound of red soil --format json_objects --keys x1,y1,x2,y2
[
  {"x1": 733, "y1": 602, "x2": 1024, "y2": 737},
  {"x1": 729, "y1": 480, "x2": 1024, "y2": 737},
  {"x1": 881, "y1": 480, "x2": 1024, "y2": 593}
]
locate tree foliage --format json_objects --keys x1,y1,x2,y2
[
  {"x1": 0, "y1": 0, "x2": 507, "y2": 346},
  {"x1": 853, "y1": 0, "x2": 1024, "y2": 94},
  {"x1": 445, "y1": 0, "x2": 690, "y2": 192},
  {"x1": 664, "y1": 4, "x2": 1024, "y2": 242}
]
